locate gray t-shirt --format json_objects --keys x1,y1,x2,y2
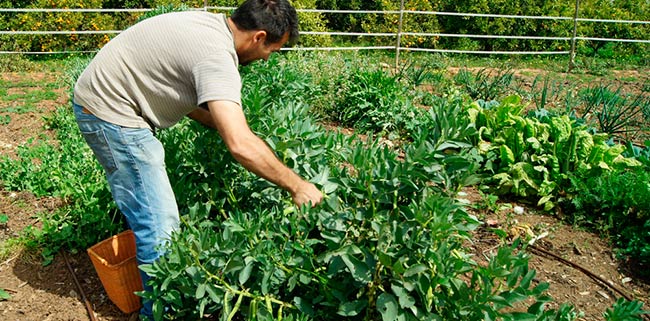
[{"x1": 73, "y1": 11, "x2": 241, "y2": 129}]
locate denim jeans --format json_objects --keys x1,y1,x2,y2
[{"x1": 73, "y1": 102, "x2": 179, "y2": 319}]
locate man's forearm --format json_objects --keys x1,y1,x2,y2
[
  {"x1": 206, "y1": 100, "x2": 323, "y2": 206},
  {"x1": 187, "y1": 107, "x2": 216, "y2": 129},
  {"x1": 227, "y1": 132, "x2": 303, "y2": 193}
]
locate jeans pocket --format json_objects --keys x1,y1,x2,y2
[{"x1": 81, "y1": 129, "x2": 119, "y2": 174}]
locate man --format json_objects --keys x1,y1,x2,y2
[{"x1": 72, "y1": 0, "x2": 323, "y2": 319}]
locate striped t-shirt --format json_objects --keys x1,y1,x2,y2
[{"x1": 73, "y1": 11, "x2": 241, "y2": 129}]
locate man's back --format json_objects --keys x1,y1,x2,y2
[{"x1": 73, "y1": 11, "x2": 242, "y2": 129}]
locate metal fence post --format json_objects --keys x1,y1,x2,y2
[
  {"x1": 569, "y1": 0, "x2": 580, "y2": 71},
  {"x1": 395, "y1": 0, "x2": 405, "y2": 70}
]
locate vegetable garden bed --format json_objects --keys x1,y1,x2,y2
[{"x1": 0, "y1": 53, "x2": 649, "y2": 320}]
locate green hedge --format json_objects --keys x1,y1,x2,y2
[
  {"x1": 2, "y1": 0, "x2": 648, "y2": 59},
  {"x1": 0, "y1": 0, "x2": 331, "y2": 53}
]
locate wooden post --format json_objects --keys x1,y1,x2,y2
[
  {"x1": 569, "y1": 0, "x2": 580, "y2": 72},
  {"x1": 395, "y1": 0, "x2": 406, "y2": 70}
]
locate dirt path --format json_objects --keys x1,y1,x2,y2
[{"x1": 0, "y1": 70, "x2": 648, "y2": 320}]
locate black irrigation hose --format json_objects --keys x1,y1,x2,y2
[
  {"x1": 527, "y1": 244, "x2": 650, "y2": 321},
  {"x1": 61, "y1": 250, "x2": 98, "y2": 321}
]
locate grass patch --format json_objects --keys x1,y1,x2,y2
[{"x1": 0, "y1": 55, "x2": 71, "y2": 73}]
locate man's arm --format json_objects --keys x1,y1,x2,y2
[
  {"x1": 197, "y1": 100, "x2": 322, "y2": 207},
  {"x1": 187, "y1": 105, "x2": 215, "y2": 128}
]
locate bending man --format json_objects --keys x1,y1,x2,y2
[{"x1": 72, "y1": 0, "x2": 322, "y2": 319}]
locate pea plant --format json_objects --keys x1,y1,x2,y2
[{"x1": 0, "y1": 57, "x2": 121, "y2": 263}]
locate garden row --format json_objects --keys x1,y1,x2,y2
[{"x1": 0, "y1": 51, "x2": 648, "y2": 319}]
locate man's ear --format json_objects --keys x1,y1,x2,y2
[{"x1": 252, "y1": 30, "x2": 267, "y2": 44}]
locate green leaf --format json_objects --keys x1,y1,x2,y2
[
  {"x1": 337, "y1": 300, "x2": 368, "y2": 316},
  {"x1": 239, "y1": 258, "x2": 254, "y2": 285},
  {"x1": 0, "y1": 288, "x2": 11, "y2": 300},
  {"x1": 294, "y1": 297, "x2": 315, "y2": 315},
  {"x1": 503, "y1": 312, "x2": 536, "y2": 321},
  {"x1": 527, "y1": 301, "x2": 545, "y2": 314},
  {"x1": 195, "y1": 283, "x2": 207, "y2": 299},
  {"x1": 153, "y1": 300, "x2": 164, "y2": 321},
  {"x1": 392, "y1": 284, "x2": 416, "y2": 309},
  {"x1": 532, "y1": 282, "x2": 550, "y2": 296},
  {"x1": 378, "y1": 251, "x2": 393, "y2": 267},
  {"x1": 340, "y1": 254, "x2": 372, "y2": 283},
  {"x1": 377, "y1": 293, "x2": 399, "y2": 321},
  {"x1": 489, "y1": 295, "x2": 511, "y2": 307},
  {"x1": 520, "y1": 269, "x2": 536, "y2": 289},
  {"x1": 198, "y1": 298, "x2": 208, "y2": 317},
  {"x1": 403, "y1": 264, "x2": 428, "y2": 278},
  {"x1": 223, "y1": 257, "x2": 244, "y2": 275},
  {"x1": 205, "y1": 284, "x2": 221, "y2": 303}
]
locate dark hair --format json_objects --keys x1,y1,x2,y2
[{"x1": 231, "y1": 0, "x2": 299, "y2": 45}]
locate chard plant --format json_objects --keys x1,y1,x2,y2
[
  {"x1": 470, "y1": 95, "x2": 642, "y2": 210},
  {"x1": 470, "y1": 92, "x2": 650, "y2": 277}
]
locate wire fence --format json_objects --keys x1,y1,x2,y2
[{"x1": 1, "y1": 3, "x2": 649, "y2": 69}]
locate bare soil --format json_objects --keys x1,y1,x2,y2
[{"x1": 0, "y1": 70, "x2": 648, "y2": 321}]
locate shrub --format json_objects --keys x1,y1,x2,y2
[
  {"x1": 562, "y1": 168, "x2": 650, "y2": 275},
  {"x1": 4, "y1": 0, "x2": 121, "y2": 53}
]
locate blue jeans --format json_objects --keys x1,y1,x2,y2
[{"x1": 73, "y1": 102, "x2": 179, "y2": 319}]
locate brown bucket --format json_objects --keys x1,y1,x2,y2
[{"x1": 87, "y1": 230, "x2": 143, "y2": 314}]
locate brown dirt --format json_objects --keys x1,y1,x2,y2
[
  {"x1": 0, "y1": 70, "x2": 648, "y2": 321},
  {"x1": 0, "y1": 72, "x2": 129, "y2": 320},
  {"x1": 461, "y1": 188, "x2": 650, "y2": 320}
]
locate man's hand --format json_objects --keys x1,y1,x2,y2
[{"x1": 291, "y1": 180, "x2": 323, "y2": 207}]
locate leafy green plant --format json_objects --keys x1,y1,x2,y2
[
  {"x1": 623, "y1": 140, "x2": 650, "y2": 167},
  {"x1": 1, "y1": 105, "x2": 37, "y2": 114},
  {"x1": 0, "y1": 79, "x2": 59, "y2": 117},
  {"x1": 471, "y1": 95, "x2": 642, "y2": 210},
  {"x1": 0, "y1": 59, "x2": 121, "y2": 263},
  {"x1": 134, "y1": 54, "x2": 588, "y2": 320},
  {"x1": 470, "y1": 92, "x2": 650, "y2": 274},
  {"x1": 473, "y1": 190, "x2": 500, "y2": 214},
  {"x1": 562, "y1": 168, "x2": 650, "y2": 274},
  {"x1": 603, "y1": 298, "x2": 650, "y2": 321},
  {"x1": 331, "y1": 67, "x2": 410, "y2": 133}
]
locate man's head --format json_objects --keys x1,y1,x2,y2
[{"x1": 230, "y1": 0, "x2": 299, "y2": 65}]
